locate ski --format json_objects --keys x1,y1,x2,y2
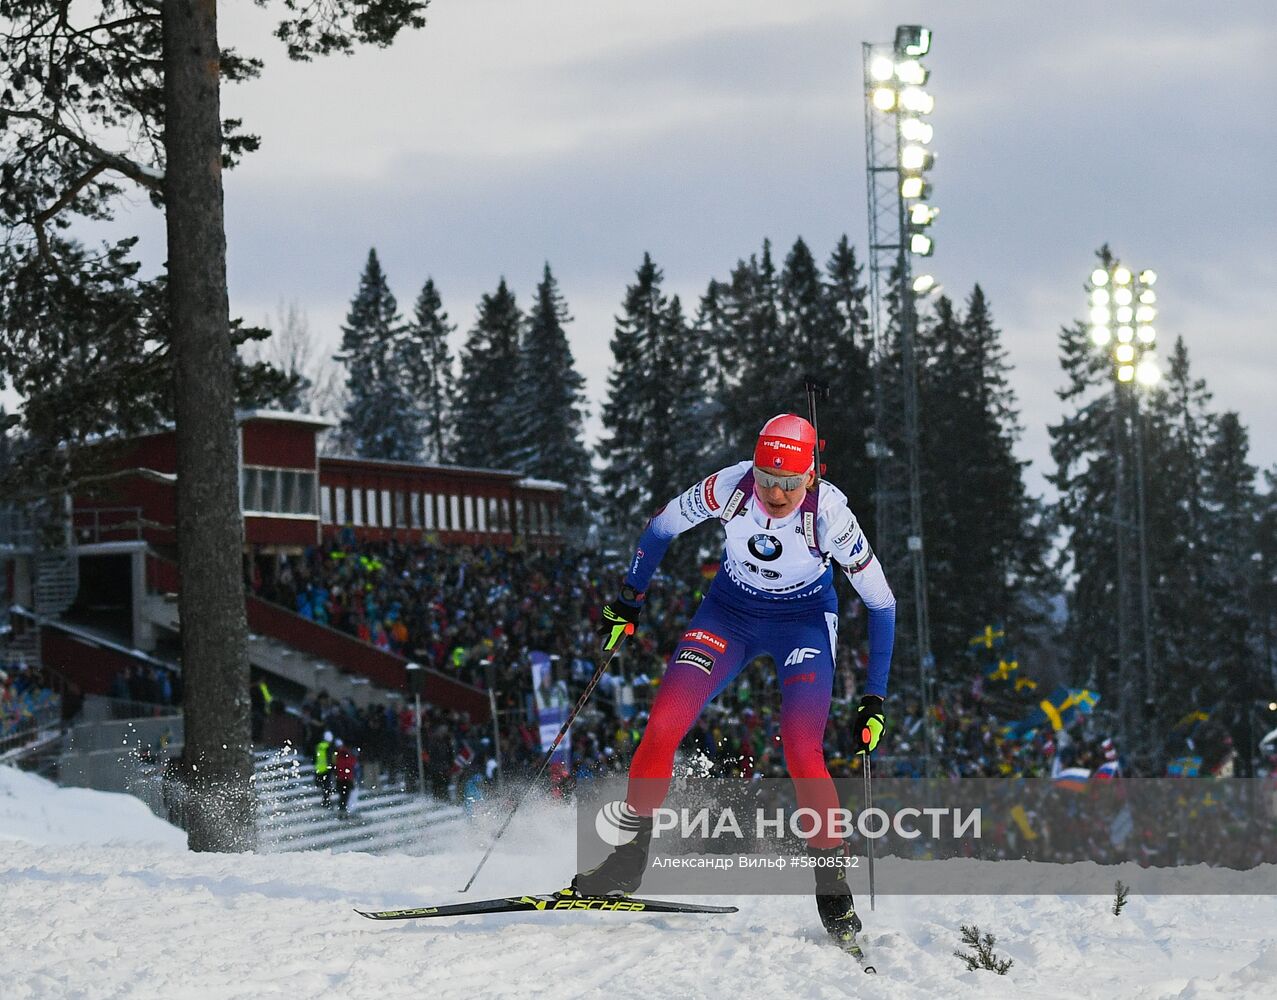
[{"x1": 355, "y1": 890, "x2": 738, "y2": 921}]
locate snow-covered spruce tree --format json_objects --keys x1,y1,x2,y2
[
  {"x1": 600, "y1": 254, "x2": 667, "y2": 537},
  {"x1": 778, "y1": 237, "x2": 827, "y2": 373},
  {"x1": 600, "y1": 255, "x2": 708, "y2": 530},
  {"x1": 1198, "y1": 412, "x2": 1261, "y2": 771},
  {"x1": 1047, "y1": 311, "x2": 1123, "y2": 695},
  {"x1": 821, "y1": 236, "x2": 876, "y2": 526},
  {"x1": 719, "y1": 241, "x2": 784, "y2": 457},
  {"x1": 509, "y1": 264, "x2": 592, "y2": 528},
  {"x1": 691, "y1": 278, "x2": 736, "y2": 474},
  {"x1": 335, "y1": 249, "x2": 418, "y2": 461},
  {"x1": 0, "y1": 0, "x2": 429, "y2": 852},
  {"x1": 1256, "y1": 467, "x2": 1277, "y2": 703},
  {"x1": 454, "y1": 278, "x2": 523, "y2": 470},
  {"x1": 913, "y1": 293, "x2": 966, "y2": 666},
  {"x1": 1140, "y1": 337, "x2": 1218, "y2": 728},
  {"x1": 916, "y1": 287, "x2": 1054, "y2": 671},
  {"x1": 661, "y1": 293, "x2": 715, "y2": 492},
  {"x1": 402, "y1": 277, "x2": 455, "y2": 464}
]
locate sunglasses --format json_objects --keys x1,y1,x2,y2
[{"x1": 754, "y1": 467, "x2": 808, "y2": 492}]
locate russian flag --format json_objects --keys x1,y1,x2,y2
[
  {"x1": 1095, "y1": 760, "x2": 1121, "y2": 780},
  {"x1": 1054, "y1": 766, "x2": 1092, "y2": 792}
]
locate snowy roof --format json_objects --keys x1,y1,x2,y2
[
  {"x1": 517, "y1": 477, "x2": 567, "y2": 492},
  {"x1": 235, "y1": 409, "x2": 337, "y2": 429}
]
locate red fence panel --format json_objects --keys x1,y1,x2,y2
[{"x1": 244, "y1": 595, "x2": 490, "y2": 721}]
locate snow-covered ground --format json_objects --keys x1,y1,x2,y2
[{"x1": 2, "y1": 764, "x2": 1275, "y2": 1000}]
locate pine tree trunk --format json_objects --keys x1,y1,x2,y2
[{"x1": 162, "y1": 0, "x2": 256, "y2": 851}]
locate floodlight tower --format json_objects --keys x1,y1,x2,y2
[
  {"x1": 862, "y1": 24, "x2": 937, "y2": 773},
  {"x1": 1085, "y1": 257, "x2": 1160, "y2": 757}
]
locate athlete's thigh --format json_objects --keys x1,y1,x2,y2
[
  {"x1": 650, "y1": 597, "x2": 753, "y2": 721},
  {"x1": 768, "y1": 608, "x2": 840, "y2": 726}
]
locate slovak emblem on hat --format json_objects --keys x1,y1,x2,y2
[{"x1": 773, "y1": 457, "x2": 783, "y2": 467}]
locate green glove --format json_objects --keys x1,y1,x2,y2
[
  {"x1": 853, "y1": 695, "x2": 885, "y2": 754},
  {"x1": 597, "y1": 596, "x2": 641, "y2": 652}
]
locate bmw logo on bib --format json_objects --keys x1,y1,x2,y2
[{"x1": 748, "y1": 533, "x2": 783, "y2": 562}]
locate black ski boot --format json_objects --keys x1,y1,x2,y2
[
  {"x1": 809, "y1": 844, "x2": 864, "y2": 956},
  {"x1": 570, "y1": 815, "x2": 654, "y2": 897}
]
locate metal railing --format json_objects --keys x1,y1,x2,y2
[
  {"x1": 80, "y1": 692, "x2": 179, "y2": 723},
  {"x1": 0, "y1": 701, "x2": 62, "y2": 758},
  {"x1": 72, "y1": 507, "x2": 144, "y2": 544},
  {"x1": 0, "y1": 505, "x2": 34, "y2": 548}
]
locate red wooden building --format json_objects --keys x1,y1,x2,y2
[{"x1": 4, "y1": 411, "x2": 565, "y2": 718}]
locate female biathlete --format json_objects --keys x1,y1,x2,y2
[{"x1": 571, "y1": 413, "x2": 896, "y2": 949}]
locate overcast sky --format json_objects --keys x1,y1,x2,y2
[{"x1": 104, "y1": 0, "x2": 1276, "y2": 498}]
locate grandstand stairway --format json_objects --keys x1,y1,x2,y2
[
  {"x1": 34, "y1": 548, "x2": 80, "y2": 621},
  {"x1": 253, "y1": 748, "x2": 466, "y2": 855}
]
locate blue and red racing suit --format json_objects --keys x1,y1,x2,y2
[{"x1": 622, "y1": 460, "x2": 895, "y2": 848}]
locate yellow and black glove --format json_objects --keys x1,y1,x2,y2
[
  {"x1": 853, "y1": 695, "x2": 885, "y2": 754},
  {"x1": 597, "y1": 586, "x2": 643, "y2": 652}
]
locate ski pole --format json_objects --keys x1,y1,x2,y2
[
  {"x1": 862, "y1": 751, "x2": 876, "y2": 911},
  {"x1": 458, "y1": 633, "x2": 632, "y2": 893}
]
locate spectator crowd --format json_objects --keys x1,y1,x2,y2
[
  {"x1": 1, "y1": 661, "x2": 61, "y2": 747},
  {"x1": 249, "y1": 535, "x2": 1277, "y2": 815}
]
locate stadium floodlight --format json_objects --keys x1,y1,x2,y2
[
  {"x1": 1136, "y1": 354, "x2": 1160, "y2": 386},
  {"x1": 870, "y1": 55, "x2": 896, "y2": 81},
  {"x1": 895, "y1": 59, "x2": 928, "y2": 85},
  {"x1": 1139, "y1": 269, "x2": 1157, "y2": 285},
  {"x1": 1084, "y1": 256, "x2": 1161, "y2": 757},
  {"x1": 1086, "y1": 256, "x2": 1161, "y2": 387},
  {"x1": 872, "y1": 87, "x2": 897, "y2": 111},
  {"x1": 900, "y1": 87, "x2": 935, "y2": 114},
  {"x1": 895, "y1": 24, "x2": 931, "y2": 56},
  {"x1": 900, "y1": 176, "x2": 930, "y2": 199},
  {"x1": 901, "y1": 144, "x2": 932, "y2": 171},
  {"x1": 899, "y1": 118, "x2": 933, "y2": 143},
  {"x1": 909, "y1": 203, "x2": 937, "y2": 226},
  {"x1": 864, "y1": 25, "x2": 939, "y2": 774}
]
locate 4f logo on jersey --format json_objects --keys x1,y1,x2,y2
[
  {"x1": 784, "y1": 647, "x2": 820, "y2": 666},
  {"x1": 747, "y1": 534, "x2": 783, "y2": 562}
]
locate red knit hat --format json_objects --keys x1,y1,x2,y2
[{"x1": 754, "y1": 413, "x2": 816, "y2": 475}]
